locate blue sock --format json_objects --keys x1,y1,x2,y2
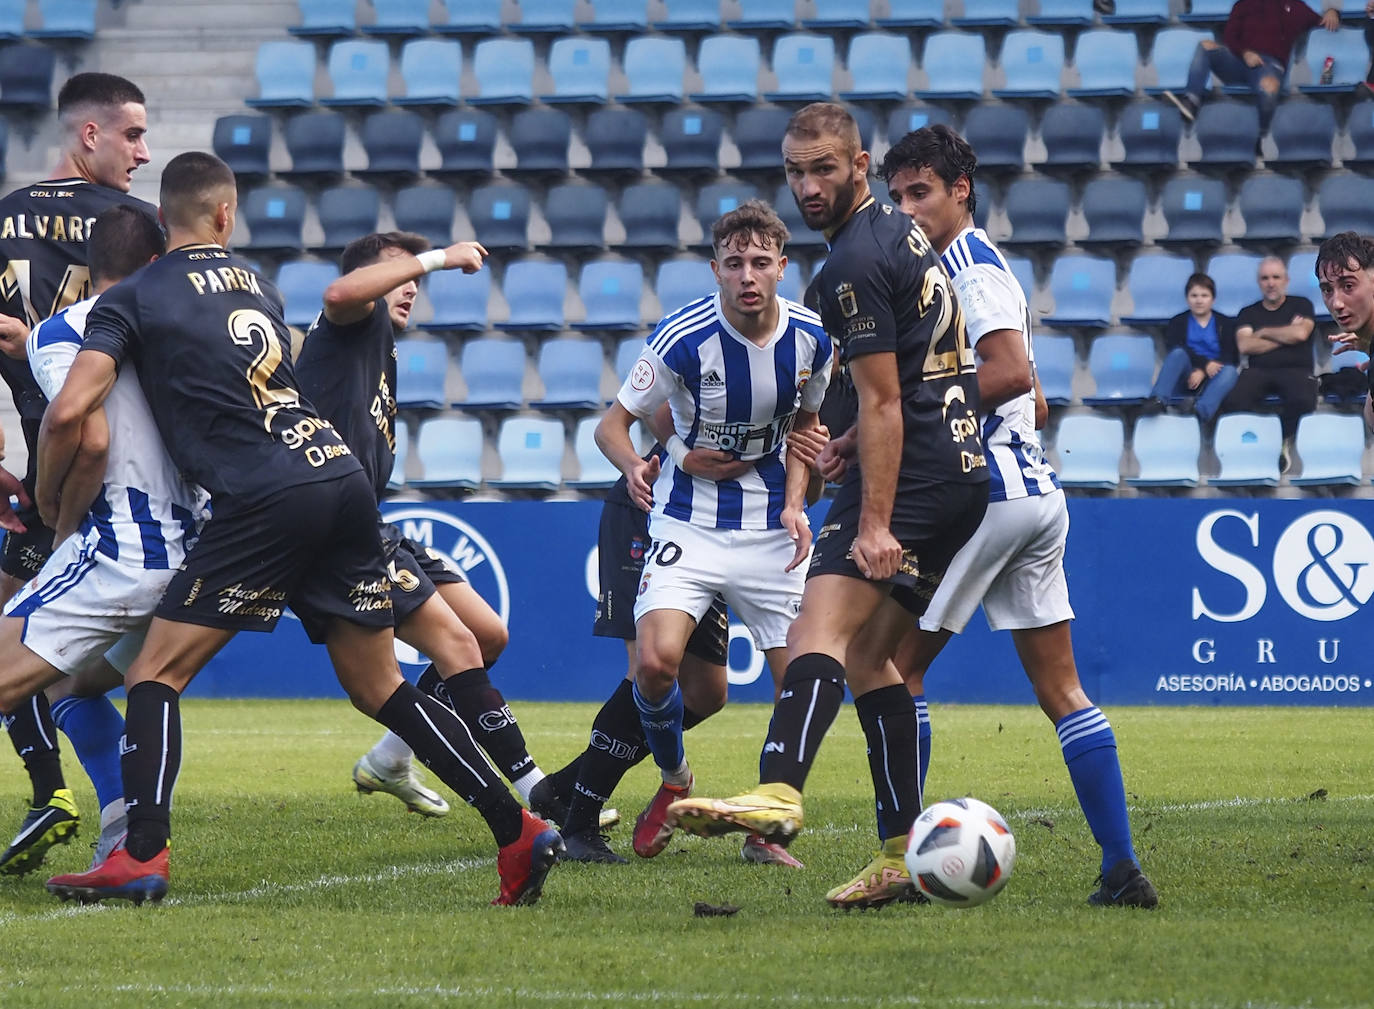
[
  {"x1": 912, "y1": 694, "x2": 931, "y2": 806},
  {"x1": 631, "y1": 680, "x2": 685, "y2": 776},
  {"x1": 50, "y1": 695, "x2": 125, "y2": 812},
  {"x1": 1056, "y1": 706, "x2": 1136, "y2": 875}
]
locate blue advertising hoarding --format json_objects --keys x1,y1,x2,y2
[{"x1": 193, "y1": 497, "x2": 1374, "y2": 706}]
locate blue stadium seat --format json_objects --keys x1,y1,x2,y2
[
  {"x1": 993, "y1": 31, "x2": 1065, "y2": 99},
  {"x1": 1114, "y1": 100, "x2": 1182, "y2": 171},
  {"x1": 417, "y1": 269, "x2": 494, "y2": 335},
  {"x1": 1286, "y1": 251, "x2": 1332, "y2": 321},
  {"x1": 491, "y1": 418, "x2": 565, "y2": 491},
  {"x1": 1053, "y1": 414, "x2": 1123, "y2": 489},
  {"x1": 470, "y1": 37, "x2": 535, "y2": 106},
  {"x1": 915, "y1": 32, "x2": 985, "y2": 100},
  {"x1": 434, "y1": 0, "x2": 501, "y2": 34},
  {"x1": 1347, "y1": 104, "x2": 1374, "y2": 169},
  {"x1": 1068, "y1": 30, "x2": 1138, "y2": 99},
  {"x1": 1080, "y1": 177, "x2": 1146, "y2": 246},
  {"x1": 1206, "y1": 252, "x2": 1264, "y2": 317},
  {"x1": 213, "y1": 115, "x2": 272, "y2": 180},
  {"x1": 411, "y1": 418, "x2": 483, "y2": 490},
  {"x1": 735, "y1": 106, "x2": 794, "y2": 174},
  {"x1": 545, "y1": 182, "x2": 609, "y2": 251},
  {"x1": 727, "y1": 0, "x2": 796, "y2": 30},
  {"x1": 362, "y1": 0, "x2": 429, "y2": 37},
  {"x1": 620, "y1": 36, "x2": 687, "y2": 104},
  {"x1": 1290, "y1": 413, "x2": 1365, "y2": 486},
  {"x1": 388, "y1": 417, "x2": 409, "y2": 490},
  {"x1": 655, "y1": 259, "x2": 715, "y2": 313},
  {"x1": 578, "y1": 0, "x2": 650, "y2": 32},
  {"x1": 1318, "y1": 174, "x2": 1374, "y2": 238},
  {"x1": 1028, "y1": 0, "x2": 1093, "y2": 26},
  {"x1": 393, "y1": 184, "x2": 456, "y2": 247},
  {"x1": 469, "y1": 182, "x2": 531, "y2": 251},
  {"x1": 1145, "y1": 28, "x2": 1214, "y2": 94},
  {"x1": 654, "y1": 0, "x2": 722, "y2": 31},
  {"x1": 497, "y1": 260, "x2": 567, "y2": 332},
  {"x1": 840, "y1": 33, "x2": 911, "y2": 102},
  {"x1": 1160, "y1": 176, "x2": 1227, "y2": 245},
  {"x1": 1267, "y1": 101, "x2": 1336, "y2": 169},
  {"x1": 280, "y1": 112, "x2": 345, "y2": 180},
  {"x1": 420, "y1": 268, "x2": 490, "y2": 333},
  {"x1": 32, "y1": 0, "x2": 96, "y2": 39},
  {"x1": 659, "y1": 107, "x2": 724, "y2": 175},
  {"x1": 456, "y1": 338, "x2": 526, "y2": 410},
  {"x1": 241, "y1": 185, "x2": 307, "y2": 253},
  {"x1": 694, "y1": 181, "x2": 761, "y2": 248},
  {"x1": 971, "y1": 178, "x2": 991, "y2": 230},
  {"x1": 1006, "y1": 253, "x2": 1034, "y2": 303},
  {"x1": 290, "y1": 0, "x2": 355, "y2": 38},
  {"x1": 1211, "y1": 413, "x2": 1282, "y2": 487},
  {"x1": 805, "y1": 0, "x2": 873, "y2": 28},
  {"x1": 433, "y1": 109, "x2": 497, "y2": 176},
  {"x1": 575, "y1": 260, "x2": 643, "y2": 331},
  {"x1": 1238, "y1": 175, "x2": 1305, "y2": 245},
  {"x1": 1101, "y1": 0, "x2": 1168, "y2": 24},
  {"x1": 396, "y1": 39, "x2": 462, "y2": 108},
  {"x1": 1043, "y1": 254, "x2": 1115, "y2": 329},
  {"x1": 510, "y1": 0, "x2": 577, "y2": 33},
  {"x1": 1192, "y1": 102, "x2": 1260, "y2": 170},
  {"x1": 0, "y1": 0, "x2": 21, "y2": 40},
  {"x1": 544, "y1": 36, "x2": 612, "y2": 105},
  {"x1": 1178, "y1": 0, "x2": 1230, "y2": 21},
  {"x1": 1128, "y1": 415, "x2": 1202, "y2": 488},
  {"x1": 395, "y1": 338, "x2": 450, "y2": 409},
  {"x1": 619, "y1": 182, "x2": 683, "y2": 250},
  {"x1": 1299, "y1": 29, "x2": 1368, "y2": 93},
  {"x1": 774, "y1": 182, "x2": 827, "y2": 251},
  {"x1": 885, "y1": 104, "x2": 955, "y2": 143},
  {"x1": 508, "y1": 107, "x2": 572, "y2": 175},
  {"x1": 691, "y1": 35, "x2": 761, "y2": 104},
  {"x1": 275, "y1": 261, "x2": 339, "y2": 327},
  {"x1": 1083, "y1": 333, "x2": 1156, "y2": 407},
  {"x1": 316, "y1": 184, "x2": 379, "y2": 251},
  {"x1": 1038, "y1": 102, "x2": 1105, "y2": 171},
  {"x1": 357, "y1": 110, "x2": 423, "y2": 179},
  {"x1": 532, "y1": 338, "x2": 607, "y2": 410},
  {"x1": 321, "y1": 39, "x2": 389, "y2": 109},
  {"x1": 953, "y1": 0, "x2": 1019, "y2": 27},
  {"x1": 1121, "y1": 253, "x2": 1197, "y2": 327},
  {"x1": 568, "y1": 416, "x2": 622, "y2": 489},
  {"x1": 877, "y1": 0, "x2": 942, "y2": 27},
  {"x1": 1003, "y1": 178, "x2": 1070, "y2": 247},
  {"x1": 584, "y1": 107, "x2": 647, "y2": 176},
  {"x1": 1035, "y1": 332, "x2": 1076, "y2": 407},
  {"x1": 246, "y1": 41, "x2": 316, "y2": 108},
  {"x1": 766, "y1": 34, "x2": 835, "y2": 103},
  {"x1": 615, "y1": 335, "x2": 644, "y2": 381},
  {"x1": 963, "y1": 104, "x2": 1029, "y2": 174}
]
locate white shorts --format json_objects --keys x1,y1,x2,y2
[
  {"x1": 4, "y1": 528, "x2": 171, "y2": 676},
  {"x1": 918, "y1": 490, "x2": 1075, "y2": 634},
  {"x1": 634, "y1": 513, "x2": 806, "y2": 650}
]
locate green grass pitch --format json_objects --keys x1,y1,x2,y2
[{"x1": 1, "y1": 700, "x2": 1371, "y2": 1008}]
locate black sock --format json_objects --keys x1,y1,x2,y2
[
  {"x1": 122, "y1": 682, "x2": 182, "y2": 862},
  {"x1": 758, "y1": 653, "x2": 846, "y2": 792},
  {"x1": 854, "y1": 684, "x2": 921, "y2": 842},
  {"x1": 563, "y1": 680, "x2": 645, "y2": 834},
  {"x1": 375, "y1": 681, "x2": 525, "y2": 846},
  {"x1": 435, "y1": 666, "x2": 535, "y2": 782},
  {"x1": 3, "y1": 694, "x2": 65, "y2": 806}
]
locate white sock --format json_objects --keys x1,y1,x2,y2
[
  {"x1": 369, "y1": 730, "x2": 414, "y2": 770},
  {"x1": 99, "y1": 799, "x2": 126, "y2": 830},
  {"x1": 664, "y1": 760, "x2": 691, "y2": 790},
  {"x1": 510, "y1": 767, "x2": 546, "y2": 804}
]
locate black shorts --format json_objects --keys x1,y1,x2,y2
[
  {"x1": 154, "y1": 470, "x2": 393, "y2": 644},
  {"x1": 1, "y1": 504, "x2": 55, "y2": 581},
  {"x1": 807, "y1": 479, "x2": 989, "y2": 616},
  {"x1": 593, "y1": 499, "x2": 729, "y2": 667},
  {"x1": 380, "y1": 521, "x2": 466, "y2": 625}
]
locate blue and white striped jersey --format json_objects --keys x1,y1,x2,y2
[
  {"x1": 27, "y1": 296, "x2": 207, "y2": 570},
  {"x1": 618, "y1": 293, "x2": 832, "y2": 530},
  {"x1": 941, "y1": 227, "x2": 1059, "y2": 502}
]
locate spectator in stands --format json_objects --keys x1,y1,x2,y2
[
  {"x1": 1361, "y1": 1, "x2": 1374, "y2": 98},
  {"x1": 1220, "y1": 255, "x2": 1318, "y2": 471},
  {"x1": 1145, "y1": 273, "x2": 1239, "y2": 422},
  {"x1": 1164, "y1": 0, "x2": 1341, "y2": 136}
]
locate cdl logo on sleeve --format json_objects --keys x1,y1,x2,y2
[
  {"x1": 383, "y1": 505, "x2": 510, "y2": 671},
  {"x1": 1194, "y1": 509, "x2": 1374, "y2": 623}
]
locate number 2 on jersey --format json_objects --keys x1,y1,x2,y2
[{"x1": 228, "y1": 308, "x2": 300, "y2": 433}]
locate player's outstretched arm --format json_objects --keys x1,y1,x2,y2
[
  {"x1": 52, "y1": 406, "x2": 110, "y2": 542},
  {"x1": 322, "y1": 240, "x2": 489, "y2": 326},
  {"x1": 596, "y1": 400, "x2": 659, "y2": 511},
  {"x1": 36, "y1": 348, "x2": 118, "y2": 530},
  {"x1": 848, "y1": 351, "x2": 903, "y2": 581}
]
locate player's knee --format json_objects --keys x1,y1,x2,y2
[
  {"x1": 1258, "y1": 75, "x2": 1279, "y2": 95},
  {"x1": 633, "y1": 648, "x2": 680, "y2": 698},
  {"x1": 476, "y1": 621, "x2": 509, "y2": 667}
]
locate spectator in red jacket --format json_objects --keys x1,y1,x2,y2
[{"x1": 1165, "y1": 0, "x2": 1340, "y2": 136}]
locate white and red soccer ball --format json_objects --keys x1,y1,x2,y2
[{"x1": 905, "y1": 797, "x2": 1016, "y2": 907}]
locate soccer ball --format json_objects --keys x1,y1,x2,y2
[{"x1": 904, "y1": 797, "x2": 1016, "y2": 907}]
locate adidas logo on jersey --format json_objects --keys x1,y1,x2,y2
[{"x1": 701, "y1": 370, "x2": 725, "y2": 388}]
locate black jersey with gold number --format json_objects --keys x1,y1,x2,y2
[
  {"x1": 811, "y1": 197, "x2": 987, "y2": 488},
  {"x1": 0, "y1": 178, "x2": 154, "y2": 475},
  {"x1": 81, "y1": 244, "x2": 360, "y2": 503},
  {"x1": 296, "y1": 298, "x2": 398, "y2": 501}
]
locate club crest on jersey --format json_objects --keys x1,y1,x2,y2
[
  {"x1": 629, "y1": 535, "x2": 647, "y2": 561},
  {"x1": 836, "y1": 282, "x2": 859, "y2": 319}
]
